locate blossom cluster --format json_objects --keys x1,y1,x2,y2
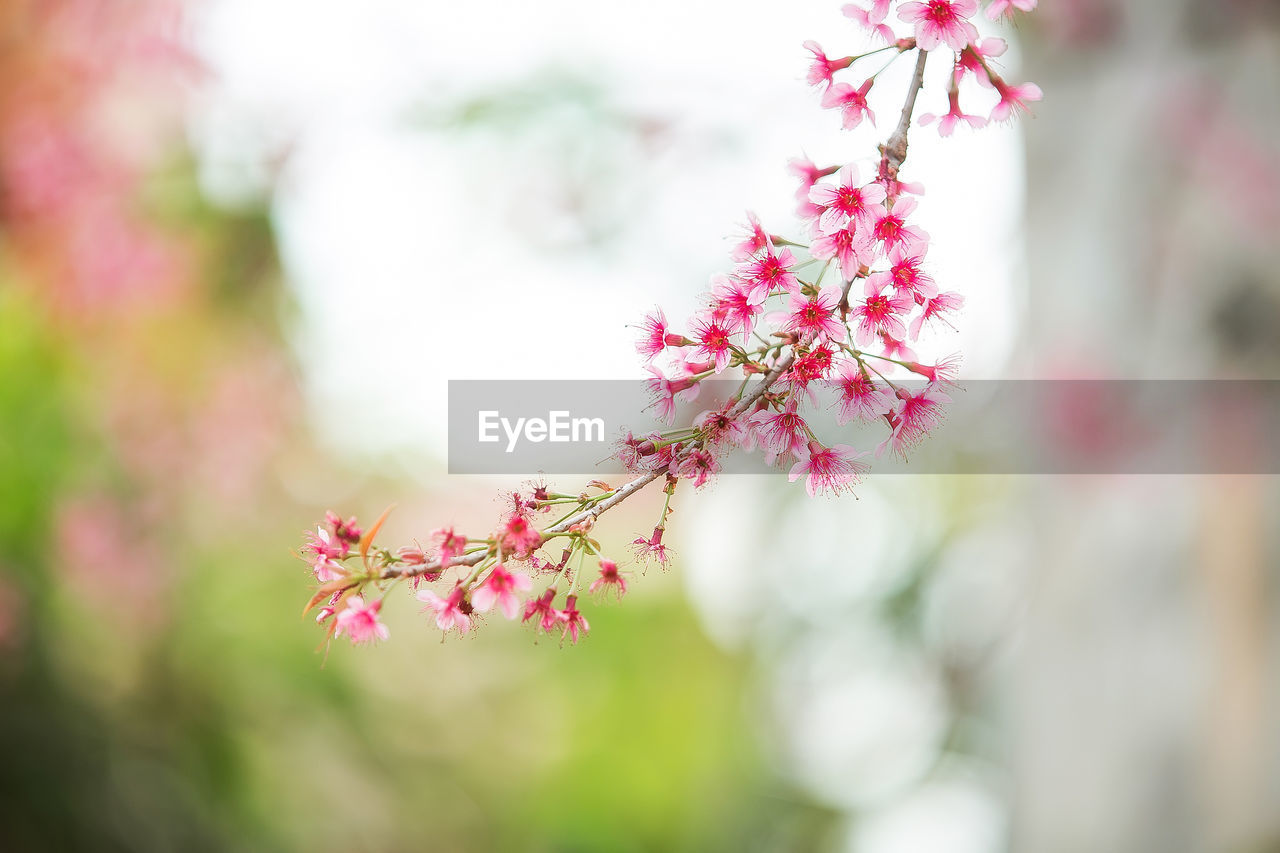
[{"x1": 299, "y1": 0, "x2": 1040, "y2": 649}]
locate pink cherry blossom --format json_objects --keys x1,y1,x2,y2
[
  {"x1": 676, "y1": 448, "x2": 720, "y2": 489},
  {"x1": 909, "y1": 290, "x2": 965, "y2": 338},
  {"x1": 646, "y1": 363, "x2": 700, "y2": 425},
  {"x1": 555, "y1": 595, "x2": 590, "y2": 645},
  {"x1": 786, "y1": 344, "x2": 838, "y2": 390},
  {"x1": 522, "y1": 588, "x2": 561, "y2": 633},
  {"x1": 804, "y1": 41, "x2": 853, "y2": 88},
  {"x1": 325, "y1": 511, "x2": 363, "y2": 548},
  {"x1": 304, "y1": 527, "x2": 346, "y2": 582},
  {"x1": 589, "y1": 559, "x2": 629, "y2": 600},
  {"x1": 872, "y1": 198, "x2": 929, "y2": 253},
  {"x1": 631, "y1": 527, "x2": 672, "y2": 567},
  {"x1": 784, "y1": 285, "x2": 845, "y2": 343},
  {"x1": 919, "y1": 89, "x2": 987, "y2": 136},
  {"x1": 834, "y1": 363, "x2": 893, "y2": 424},
  {"x1": 689, "y1": 312, "x2": 736, "y2": 374},
  {"x1": 879, "y1": 386, "x2": 951, "y2": 458},
  {"x1": 696, "y1": 405, "x2": 756, "y2": 450},
  {"x1": 433, "y1": 527, "x2": 467, "y2": 568},
  {"x1": 821, "y1": 79, "x2": 876, "y2": 130},
  {"x1": 879, "y1": 333, "x2": 918, "y2": 359},
  {"x1": 789, "y1": 441, "x2": 869, "y2": 497},
  {"x1": 985, "y1": 0, "x2": 1036, "y2": 20},
  {"x1": 731, "y1": 211, "x2": 770, "y2": 261},
  {"x1": 851, "y1": 287, "x2": 913, "y2": 346},
  {"x1": 897, "y1": 0, "x2": 979, "y2": 51},
  {"x1": 471, "y1": 564, "x2": 533, "y2": 619},
  {"x1": 739, "y1": 239, "x2": 800, "y2": 298},
  {"x1": 809, "y1": 164, "x2": 888, "y2": 233},
  {"x1": 335, "y1": 596, "x2": 390, "y2": 645},
  {"x1": 417, "y1": 585, "x2": 473, "y2": 635},
  {"x1": 843, "y1": 1, "x2": 896, "y2": 42},
  {"x1": 635, "y1": 307, "x2": 671, "y2": 360},
  {"x1": 867, "y1": 245, "x2": 938, "y2": 299},
  {"x1": 788, "y1": 156, "x2": 837, "y2": 219},
  {"x1": 499, "y1": 509, "x2": 542, "y2": 558},
  {"x1": 989, "y1": 79, "x2": 1043, "y2": 123},
  {"x1": 710, "y1": 274, "x2": 765, "y2": 341},
  {"x1": 811, "y1": 225, "x2": 875, "y2": 282},
  {"x1": 759, "y1": 401, "x2": 810, "y2": 461},
  {"x1": 955, "y1": 38, "x2": 1006, "y2": 87},
  {"x1": 903, "y1": 353, "x2": 962, "y2": 384}
]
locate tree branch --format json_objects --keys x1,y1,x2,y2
[
  {"x1": 881, "y1": 48, "x2": 928, "y2": 182},
  {"x1": 380, "y1": 353, "x2": 797, "y2": 581}
]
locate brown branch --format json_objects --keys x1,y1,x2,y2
[
  {"x1": 880, "y1": 48, "x2": 928, "y2": 182},
  {"x1": 379, "y1": 354, "x2": 796, "y2": 581}
]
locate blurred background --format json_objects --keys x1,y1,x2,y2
[{"x1": 1, "y1": 0, "x2": 1278, "y2": 851}]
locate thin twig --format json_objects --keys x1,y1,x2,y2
[{"x1": 379, "y1": 354, "x2": 796, "y2": 581}]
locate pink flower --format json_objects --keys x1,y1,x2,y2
[
  {"x1": 810, "y1": 225, "x2": 875, "y2": 282},
  {"x1": 809, "y1": 164, "x2": 887, "y2": 233},
  {"x1": 522, "y1": 587, "x2": 561, "y2": 633},
  {"x1": 878, "y1": 332, "x2": 918, "y2": 360},
  {"x1": 646, "y1": 363, "x2": 701, "y2": 425},
  {"x1": 759, "y1": 402, "x2": 810, "y2": 462},
  {"x1": 786, "y1": 344, "x2": 837, "y2": 390},
  {"x1": 588, "y1": 559, "x2": 628, "y2": 600},
  {"x1": 417, "y1": 585, "x2": 473, "y2": 635},
  {"x1": 676, "y1": 448, "x2": 720, "y2": 489},
  {"x1": 879, "y1": 386, "x2": 951, "y2": 458},
  {"x1": 955, "y1": 38, "x2": 1006, "y2": 87},
  {"x1": 631, "y1": 527, "x2": 672, "y2": 567},
  {"x1": 555, "y1": 595, "x2": 590, "y2": 645},
  {"x1": 821, "y1": 80, "x2": 876, "y2": 130},
  {"x1": 985, "y1": 0, "x2": 1036, "y2": 20},
  {"x1": 788, "y1": 156, "x2": 837, "y2": 218},
  {"x1": 851, "y1": 286, "x2": 913, "y2": 346},
  {"x1": 689, "y1": 312, "x2": 736, "y2": 374},
  {"x1": 897, "y1": 0, "x2": 979, "y2": 51},
  {"x1": 738, "y1": 239, "x2": 800, "y2": 298},
  {"x1": 872, "y1": 198, "x2": 929, "y2": 253},
  {"x1": 909, "y1": 290, "x2": 965, "y2": 338},
  {"x1": 325, "y1": 511, "x2": 363, "y2": 548},
  {"x1": 335, "y1": 596, "x2": 390, "y2": 645},
  {"x1": 433, "y1": 527, "x2": 467, "y2": 568},
  {"x1": 731, "y1": 212, "x2": 770, "y2": 261},
  {"x1": 784, "y1": 285, "x2": 845, "y2": 343},
  {"x1": 919, "y1": 89, "x2": 987, "y2": 136},
  {"x1": 989, "y1": 79, "x2": 1042, "y2": 123},
  {"x1": 843, "y1": 1, "x2": 896, "y2": 42},
  {"x1": 471, "y1": 564, "x2": 533, "y2": 619},
  {"x1": 804, "y1": 41, "x2": 853, "y2": 89},
  {"x1": 834, "y1": 362, "x2": 893, "y2": 424},
  {"x1": 695, "y1": 405, "x2": 754, "y2": 449},
  {"x1": 635, "y1": 307, "x2": 672, "y2": 360},
  {"x1": 710, "y1": 274, "x2": 765, "y2": 341},
  {"x1": 867, "y1": 245, "x2": 938, "y2": 299},
  {"x1": 303, "y1": 527, "x2": 346, "y2": 582},
  {"x1": 903, "y1": 353, "x2": 962, "y2": 384},
  {"x1": 499, "y1": 510, "x2": 542, "y2": 558},
  {"x1": 789, "y1": 441, "x2": 869, "y2": 497}
]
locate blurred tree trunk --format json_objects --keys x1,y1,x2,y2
[{"x1": 1013, "y1": 1, "x2": 1280, "y2": 850}]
